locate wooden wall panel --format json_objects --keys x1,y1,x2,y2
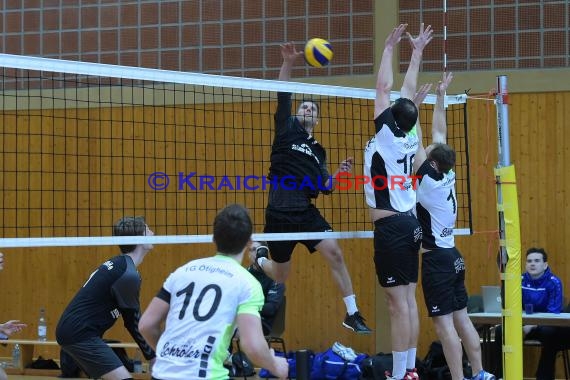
[
  {"x1": 1, "y1": 91, "x2": 568, "y2": 364},
  {"x1": 0, "y1": 99, "x2": 377, "y2": 360}
]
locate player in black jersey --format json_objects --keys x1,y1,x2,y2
[
  {"x1": 258, "y1": 42, "x2": 371, "y2": 335},
  {"x1": 414, "y1": 73, "x2": 495, "y2": 380},
  {"x1": 56, "y1": 216, "x2": 156, "y2": 380}
]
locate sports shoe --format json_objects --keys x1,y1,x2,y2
[
  {"x1": 342, "y1": 311, "x2": 372, "y2": 334},
  {"x1": 253, "y1": 245, "x2": 269, "y2": 271},
  {"x1": 405, "y1": 368, "x2": 419, "y2": 379},
  {"x1": 384, "y1": 371, "x2": 417, "y2": 380},
  {"x1": 384, "y1": 371, "x2": 398, "y2": 380},
  {"x1": 332, "y1": 341, "x2": 357, "y2": 361},
  {"x1": 471, "y1": 370, "x2": 496, "y2": 380},
  {"x1": 384, "y1": 371, "x2": 412, "y2": 380}
]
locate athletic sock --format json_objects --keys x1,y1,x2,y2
[
  {"x1": 343, "y1": 294, "x2": 358, "y2": 315},
  {"x1": 392, "y1": 350, "x2": 407, "y2": 379},
  {"x1": 406, "y1": 347, "x2": 417, "y2": 369}
]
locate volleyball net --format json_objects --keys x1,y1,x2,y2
[{"x1": 0, "y1": 54, "x2": 471, "y2": 247}]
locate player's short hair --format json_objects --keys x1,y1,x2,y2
[
  {"x1": 391, "y1": 98, "x2": 418, "y2": 132},
  {"x1": 428, "y1": 143, "x2": 456, "y2": 174},
  {"x1": 213, "y1": 204, "x2": 252, "y2": 255},
  {"x1": 113, "y1": 216, "x2": 147, "y2": 254},
  {"x1": 526, "y1": 247, "x2": 548, "y2": 262}
]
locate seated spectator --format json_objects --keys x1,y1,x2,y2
[
  {"x1": 249, "y1": 241, "x2": 286, "y2": 336},
  {"x1": 494, "y1": 247, "x2": 570, "y2": 380},
  {"x1": 227, "y1": 241, "x2": 285, "y2": 355},
  {"x1": 0, "y1": 253, "x2": 28, "y2": 380}
]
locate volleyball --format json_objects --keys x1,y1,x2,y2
[{"x1": 304, "y1": 38, "x2": 333, "y2": 68}]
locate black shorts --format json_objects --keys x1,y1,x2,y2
[
  {"x1": 373, "y1": 213, "x2": 422, "y2": 287},
  {"x1": 421, "y1": 247, "x2": 468, "y2": 317},
  {"x1": 60, "y1": 336, "x2": 125, "y2": 378},
  {"x1": 264, "y1": 205, "x2": 332, "y2": 263}
]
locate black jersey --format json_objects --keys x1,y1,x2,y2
[
  {"x1": 56, "y1": 254, "x2": 155, "y2": 360},
  {"x1": 267, "y1": 92, "x2": 330, "y2": 211}
]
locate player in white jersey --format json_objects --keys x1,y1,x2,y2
[
  {"x1": 364, "y1": 23, "x2": 432, "y2": 380},
  {"x1": 414, "y1": 73, "x2": 495, "y2": 380},
  {"x1": 139, "y1": 204, "x2": 288, "y2": 380}
]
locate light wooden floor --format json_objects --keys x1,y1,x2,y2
[
  {"x1": 7, "y1": 373, "x2": 570, "y2": 380},
  {"x1": 7, "y1": 377, "x2": 568, "y2": 380},
  {"x1": 8, "y1": 377, "x2": 264, "y2": 380},
  {"x1": 7, "y1": 375, "x2": 268, "y2": 380}
]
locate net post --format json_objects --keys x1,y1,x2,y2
[{"x1": 495, "y1": 75, "x2": 523, "y2": 379}]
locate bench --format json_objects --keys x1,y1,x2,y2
[{"x1": 2, "y1": 339, "x2": 149, "y2": 378}]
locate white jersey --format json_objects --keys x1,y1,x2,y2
[
  {"x1": 364, "y1": 107, "x2": 419, "y2": 212},
  {"x1": 416, "y1": 160, "x2": 457, "y2": 249},
  {"x1": 152, "y1": 255, "x2": 264, "y2": 380}
]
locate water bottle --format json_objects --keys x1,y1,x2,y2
[
  {"x1": 38, "y1": 307, "x2": 47, "y2": 341},
  {"x1": 12, "y1": 344, "x2": 21, "y2": 369},
  {"x1": 133, "y1": 349, "x2": 143, "y2": 373}
]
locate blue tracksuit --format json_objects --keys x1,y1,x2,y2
[{"x1": 521, "y1": 267, "x2": 563, "y2": 313}]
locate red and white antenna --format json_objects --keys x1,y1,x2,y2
[{"x1": 443, "y1": 0, "x2": 448, "y2": 73}]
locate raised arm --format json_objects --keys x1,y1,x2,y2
[
  {"x1": 375, "y1": 24, "x2": 407, "y2": 119},
  {"x1": 278, "y1": 42, "x2": 303, "y2": 81},
  {"x1": 432, "y1": 72, "x2": 454, "y2": 144},
  {"x1": 400, "y1": 23, "x2": 433, "y2": 100},
  {"x1": 412, "y1": 83, "x2": 433, "y2": 173},
  {"x1": 274, "y1": 43, "x2": 303, "y2": 133},
  {"x1": 412, "y1": 83, "x2": 433, "y2": 144}
]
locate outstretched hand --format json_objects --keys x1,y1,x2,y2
[
  {"x1": 339, "y1": 157, "x2": 354, "y2": 173},
  {"x1": 436, "y1": 72, "x2": 454, "y2": 96},
  {"x1": 280, "y1": 42, "x2": 303, "y2": 63},
  {"x1": 0, "y1": 320, "x2": 27, "y2": 336},
  {"x1": 406, "y1": 23, "x2": 433, "y2": 52},
  {"x1": 413, "y1": 83, "x2": 433, "y2": 108},
  {"x1": 385, "y1": 24, "x2": 408, "y2": 49}
]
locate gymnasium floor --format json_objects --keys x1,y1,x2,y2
[
  {"x1": 9, "y1": 375, "x2": 270, "y2": 379},
  {"x1": 5, "y1": 376, "x2": 561, "y2": 380},
  {"x1": 17, "y1": 376, "x2": 249, "y2": 380}
]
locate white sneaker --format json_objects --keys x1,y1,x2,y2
[
  {"x1": 471, "y1": 370, "x2": 496, "y2": 380},
  {"x1": 332, "y1": 341, "x2": 357, "y2": 361}
]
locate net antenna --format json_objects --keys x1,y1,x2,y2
[
  {"x1": 443, "y1": 0, "x2": 448, "y2": 73},
  {"x1": 0, "y1": 53, "x2": 470, "y2": 248},
  {"x1": 442, "y1": 0, "x2": 449, "y2": 108}
]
